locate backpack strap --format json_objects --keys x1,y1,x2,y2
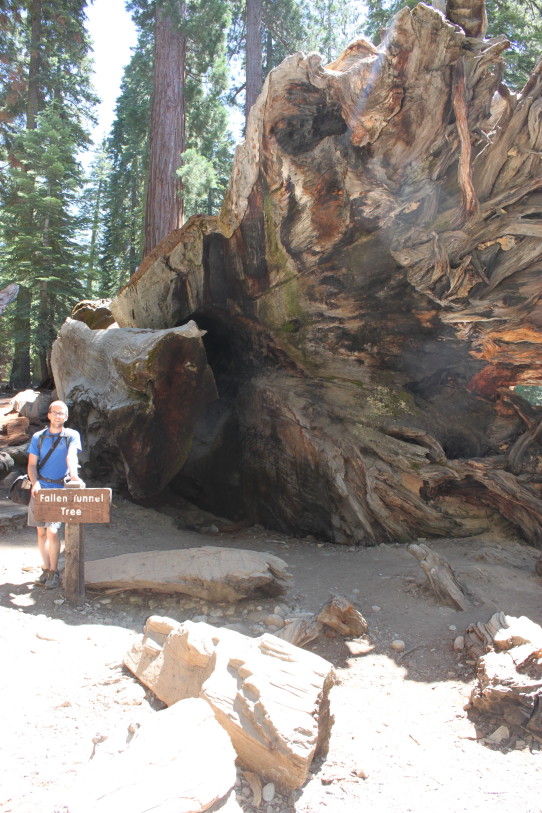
[{"x1": 37, "y1": 432, "x2": 64, "y2": 478}]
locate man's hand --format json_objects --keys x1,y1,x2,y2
[{"x1": 31, "y1": 480, "x2": 41, "y2": 497}]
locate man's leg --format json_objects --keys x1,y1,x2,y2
[
  {"x1": 46, "y1": 529, "x2": 61, "y2": 572},
  {"x1": 36, "y1": 526, "x2": 50, "y2": 569},
  {"x1": 44, "y1": 525, "x2": 61, "y2": 589}
]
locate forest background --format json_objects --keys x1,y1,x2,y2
[{"x1": 1, "y1": 0, "x2": 541, "y2": 389}]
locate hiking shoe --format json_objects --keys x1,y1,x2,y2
[
  {"x1": 34, "y1": 569, "x2": 49, "y2": 586},
  {"x1": 45, "y1": 570, "x2": 60, "y2": 589}
]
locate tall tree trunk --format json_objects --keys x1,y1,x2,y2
[
  {"x1": 245, "y1": 0, "x2": 262, "y2": 121},
  {"x1": 143, "y1": 0, "x2": 186, "y2": 257},
  {"x1": 9, "y1": 285, "x2": 32, "y2": 389},
  {"x1": 27, "y1": 0, "x2": 42, "y2": 130},
  {"x1": 129, "y1": 166, "x2": 139, "y2": 277},
  {"x1": 9, "y1": 0, "x2": 42, "y2": 389},
  {"x1": 86, "y1": 176, "x2": 103, "y2": 296}
]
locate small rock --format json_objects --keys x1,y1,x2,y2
[
  {"x1": 99, "y1": 597, "x2": 112, "y2": 605},
  {"x1": 391, "y1": 639, "x2": 405, "y2": 652},
  {"x1": 192, "y1": 615, "x2": 208, "y2": 623},
  {"x1": 487, "y1": 725, "x2": 509, "y2": 743},
  {"x1": 448, "y1": 625, "x2": 457, "y2": 631},
  {"x1": 453, "y1": 635, "x2": 465, "y2": 652},
  {"x1": 355, "y1": 768, "x2": 368, "y2": 779},
  {"x1": 209, "y1": 608, "x2": 224, "y2": 617},
  {"x1": 264, "y1": 614, "x2": 284, "y2": 628},
  {"x1": 372, "y1": 605, "x2": 381, "y2": 612},
  {"x1": 262, "y1": 782, "x2": 275, "y2": 802},
  {"x1": 53, "y1": 598, "x2": 65, "y2": 606},
  {"x1": 346, "y1": 640, "x2": 375, "y2": 656}
]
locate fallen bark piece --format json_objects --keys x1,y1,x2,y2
[
  {"x1": 85, "y1": 546, "x2": 290, "y2": 601},
  {"x1": 273, "y1": 615, "x2": 323, "y2": 648},
  {"x1": 469, "y1": 613, "x2": 542, "y2": 734},
  {"x1": 407, "y1": 542, "x2": 471, "y2": 610},
  {"x1": 64, "y1": 697, "x2": 237, "y2": 813},
  {"x1": 124, "y1": 617, "x2": 336, "y2": 790},
  {"x1": 317, "y1": 596, "x2": 368, "y2": 636}
]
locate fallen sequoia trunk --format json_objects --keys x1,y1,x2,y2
[
  {"x1": 51, "y1": 319, "x2": 217, "y2": 498},
  {"x1": 53, "y1": 1, "x2": 542, "y2": 546},
  {"x1": 124, "y1": 616, "x2": 335, "y2": 790},
  {"x1": 84, "y1": 546, "x2": 290, "y2": 601}
]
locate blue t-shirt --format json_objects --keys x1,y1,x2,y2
[{"x1": 28, "y1": 428, "x2": 82, "y2": 489}]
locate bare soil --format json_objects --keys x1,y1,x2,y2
[{"x1": 0, "y1": 492, "x2": 541, "y2": 813}]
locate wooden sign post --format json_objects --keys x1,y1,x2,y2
[{"x1": 34, "y1": 483, "x2": 112, "y2": 604}]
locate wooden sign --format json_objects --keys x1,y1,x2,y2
[{"x1": 34, "y1": 488, "x2": 111, "y2": 524}]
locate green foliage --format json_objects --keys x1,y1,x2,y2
[
  {"x1": 0, "y1": 0, "x2": 95, "y2": 384},
  {"x1": 98, "y1": 30, "x2": 152, "y2": 295},
  {"x1": 303, "y1": 0, "x2": 365, "y2": 63},
  {"x1": 486, "y1": 0, "x2": 542, "y2": 90}
]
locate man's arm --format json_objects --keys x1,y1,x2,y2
[
  {"x1": 66, "y1": 444, "x2": 81, "y2": 482},
  {"x1": 28, "y1": 452, "x2": 41, "y2": 496}
]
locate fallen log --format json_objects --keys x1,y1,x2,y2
[
  {"x1": 124, "y1": 617, "x2": 336, "y2": 790},
  {"x1": 50, "y1": 318, "x2": 217, "y2": 499},
  {"x1": 85, "y1": 547, "x2": 290, "y2": 601},
  {"x1": 407, "y1": 542, "x2": 471, "y2": 610},
  {"x1": 64, "y1": 698, "x2": 238, "y2": 813}
]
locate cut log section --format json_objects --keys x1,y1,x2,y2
[
  {"x1": 85, "y1": 546, "x2": 290, "y2": 601},
  {"x1": 407, "y1": 542, "x2": 471, "y2": 610},
  {"x1": 124, "y1": 617, "x2": 336, "y2": 790},
  {"x1": 63, "y1": 698, "x2": 238, "y2": 813}
]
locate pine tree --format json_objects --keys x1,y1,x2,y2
[
  {"x1": 0, "y1": 0, "x2": 96, "y2": 386},
  {"x1": 304, "y1": 0, "x2": 364, "y2": 63}
]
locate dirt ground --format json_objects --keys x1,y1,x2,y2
[{"x1": 0, "y1": 491, "x2": 541, "y2": 813}]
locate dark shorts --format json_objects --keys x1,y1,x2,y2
[{"x1": 27, "y1": 496, "x2": 62, "y2": 532}]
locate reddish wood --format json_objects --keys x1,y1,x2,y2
[{"x1": 144, "y1": 1, "x2": 186, "y2": 255}]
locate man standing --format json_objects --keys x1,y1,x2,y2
[{"x1": 27, "y1": 400, "x2": 82, "y2": 589}]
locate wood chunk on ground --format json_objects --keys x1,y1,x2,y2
[
  {"x1": 63, "y1": 697, "x2": 237, "y2": 813},
  {"x1": 85, "y1": 546, "x2": 290, "y2": 601},
  {"x1": 469, "y1": 613, "x2": 542, "y2": 735},
  {"x1": 124, "y1": 617, "x2": 336, "y2": 790},
  {"x1": 317, "y1": 596, "x2": 368, "y2": 636},
  {"x1": 407, "y1": 542, "x2": 471, "y2": 610}
]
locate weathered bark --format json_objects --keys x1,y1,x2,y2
[
  {"x1": 124, "y1": 617, "x2": 336, "y2": 790},
  {"x1": 51, "y1": 318, "x2": 217, "y2": 498},
  {"x1": 144, "y1": 1, "x2": 186, "y2": 255},
  {"x1": 0, "y1": 284, "x2": 19, "y2": 316},
  {"x1": 408, "y1": 542, "x2": 471, "y2": 610},
  {"x1": 63, "y1": 1, "x2": 542, "y2": 546},
  {"x1": 84, "y1": 546, "x2": 290, "y2": 600}
]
